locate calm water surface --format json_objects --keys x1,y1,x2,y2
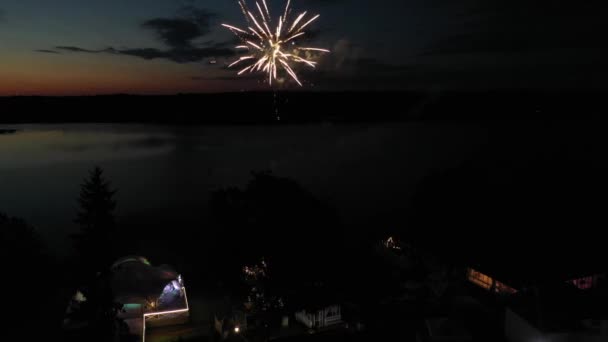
[{"x1": 0, "y1": 123, "x2": 489, "y2": 253}]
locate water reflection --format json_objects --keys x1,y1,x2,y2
[
  {"x1": 0, "y1": 123, "x2": 489, "y2": 255},
  {"x1": 0, "y1": 126, "x2": 174, "y2": 169}
]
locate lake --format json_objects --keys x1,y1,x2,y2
[{"x1": 2, "y1": 121, "x2": 564, "y2": 254}]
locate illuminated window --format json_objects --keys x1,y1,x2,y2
[
  {"x1": 494, "y1": 280, "x2": 517, "y2": 294},
  {"x1": 568, "y1": 275, "x2": 599, "y2": 290},
  {"x1": 468, "y1": 268, "x2": 493, "y2": 290},
  {"x1": 467, "y1": 268, "x2": 517, "y2": 293}
]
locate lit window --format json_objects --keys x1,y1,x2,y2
[
  {"x1": 494, "y1": 281, "x2": 517, "y2": 294},
  {"x1": 568, "y1": 275, "x2": 598, "y2": 290},
  {"x1": 468, "y1": 268, "x2": 492, "y2": 290}
]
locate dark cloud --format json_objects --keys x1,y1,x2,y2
[
  {"x1": 41, "y1": 6, "x2": 233, "y2": 64},
  {"x1": 424, "y1": 0, "x2": 608, "y2": 56},
  {"x1": 191, "y1": 55, "x2": 410, "y2": 87},
  {"x1": 299, "y1": 56, "x2": 412, "y2": 89},
  {"x1": 56, "y1": 46, "x2": 102, "y2": 53},
  {"x1": 142, "y1": 8, "x2": 215, "y2": 48},
  {"x1": 298, "y1": 29, "x2": 323, "y2": 43},
  {"x1": 208, "y1": 40, "x2": 234, "y2": 49},
  {"x1": 41, "y1": 45, "x2": 232, "y2": 63},
  {"x1": 343, "y1": 58, "x2": 412, "y2": 73},
  {"x1": 51, "y1": 136, "x2": 175, "y2": 153},
  {"x1": 194, "y1": 36, "x2": 408, "y2": 87},
  {"x1": 312, "y1": 59, "x2": 608, "y2": 90},
  {"x1": 114, "y1": 48, "x2": 165, "y2": 60},
  {"x1": 143, "y1": 18, "x2": 202, "y2": 47},
  {"x1": 34, "y1": 49, "x2": 60, "y2": 54},
  {"x1": 119, "y1": 46, "x2": 233, "y2": 63},
  {"x1": 191, "y1": 75, "x2": 258, "y2": 81},
  {"x1": 305, "y1": 0, "x2": 343, "y2": 4}
]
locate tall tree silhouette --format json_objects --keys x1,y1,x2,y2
[
  {"x1": 73, "y1": 166, "x2": 118, "y2": 272},
  {"x1": 65, "y1": 269, "x2": 134, "y2": 342},
  {"x1": 1, "y1": 212, "x2": 55, "y2": 338},
  {"x1": 209, "y1": 171, "x2": 341, "y2": 284}
]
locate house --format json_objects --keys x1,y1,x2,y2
[
  {"x1": 567, "y1": 274, "x2": 606, "y2": 290},
  {"x1": 466, "y1": 267, "x2": 518, "y2": 295},
  {"x1": 417, "y1": 317, "x2": 473, "y2": 342},
  {"x1": 463, "y1": 258, "x2": 607, "y2": 342},
  {"x1": 295, "y1": 304, "x2": 342, "y2": 329},
  {"x1": 290, "y1": 283, "x2": 344, "y2": 330},
  {"x1": 504, "y1": 282, "x2": 608, "y2": 342},
  {"x1": 214, "y1": 314, "x2": 243, "y2": 340},
  {"x1": 64, "y1": 256, "x2": 190, "y2": 342},
  {"x1": 109, "y1": 256, "x2": 190, "y2": 341},
  {"x1": 467, "y1": 268, "x2": 607, "y2": 296}
]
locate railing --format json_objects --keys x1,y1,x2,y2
[{"x1": 142, "y1": 286, "x2": 190, "y2": 342}]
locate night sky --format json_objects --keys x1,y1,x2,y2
[{"x1": 0, "y1": 0, "x2": 606, "y2": 95}]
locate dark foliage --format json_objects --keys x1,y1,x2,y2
[
  {"x1": 409, "y1": 127, "x2": 608, "y2": 283},
  {"x1": 209, "y1": 171, "x2": 342, "y2": 287},
  {"x1": 64, "y1": 269, "x2": 138, "y2": 342},
  {"x1": 72, "y1": 166, "x2": 119, "y2": 273},
  {"x1": 0, "y1": 212, "x2": 62, "y2": 338}
]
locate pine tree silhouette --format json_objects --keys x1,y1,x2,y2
[{"x1": 73, "y1": 166, "x2": 118, "y2": 272}]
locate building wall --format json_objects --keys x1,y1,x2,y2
[
  {"x1": 295, "y1": 305, "x2": 341, "y2": 329},
  {"x1": 505, "y1": 308, "x2": 607, "y2": 342},
  {"x1": 549, "y1": 333, "x2": 607, "y2": 342},
  {"x1": 295, "y1": 310, "x2": 314, "y2": 328},
  {"x1": 145, "y1": 311, "x2": 189, "y2": 328},
  {"x1": 567, "y1": 274, "x2": 605, "y2": 290},
  {"x1": 467, "y1": 268, "x2": 517, "y2": 294},
  {"x1": 505, "y1": 308, "x2": 543, "y2": 342},
  {"x1": 324, "y1": 305, "x2": 342, "y2": 326},
  {"x1": 119, "y1": 303, "x2": 144, "y2": 319}
]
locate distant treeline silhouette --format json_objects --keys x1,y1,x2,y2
[{"x1": 2, "y1": 90, "x2": 607, "y2": 124}]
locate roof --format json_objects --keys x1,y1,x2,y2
[
  {"x1": 423, "y1": 237, "x2": 607, "y2": 288},
  {"x1": 111, "y1": 256, "x2": 151, "y2": 269},
  {"x1": 408, "y1": 157, "x2": 608, "y2": 287},
  {"x1": 467, "y1": 252, "x2": 605, "y2": 289},
  {"x1": 288, "y1": 283, "x2": 342, "y2": 312},
  {"x1": 507, "y1": 282, "x2": 608, "y2": 333},
  {"x1": 109, "y1": 256, "x2": 178, "y2": 303},
  {"x1": 425, "y1": 317, "x2": 472, "y2": 341}
]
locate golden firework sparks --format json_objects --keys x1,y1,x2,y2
[{"x1": 222, "y1": 0, "x2": 330, "y2": 86}]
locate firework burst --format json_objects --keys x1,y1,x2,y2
[{"x1": 222, "y1": 0, "x2": 330, "y2": 86}]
